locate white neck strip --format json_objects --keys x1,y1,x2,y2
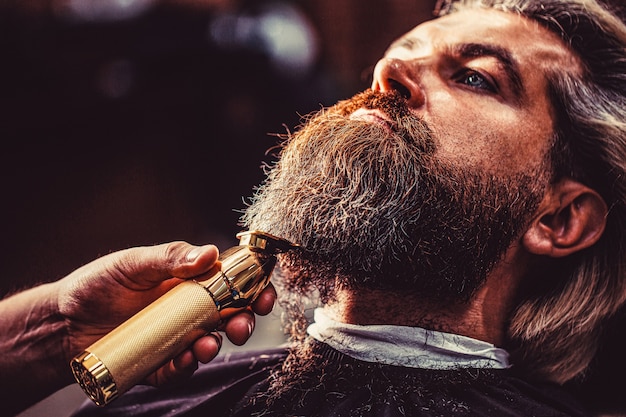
[{"x1": 307, "y1": 308, "x2": 510, "y2": 370}]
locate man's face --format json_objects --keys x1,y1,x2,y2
[
  {"x1": 243, "y1": 9, "x2": 580, "y2": 301},
  {"x1": 371, "y1": 8, "x2": 579, "y2": 174}
]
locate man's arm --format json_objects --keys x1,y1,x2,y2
[{"x1": 0, "y1": 282, "x2": 71, "y2": 415}]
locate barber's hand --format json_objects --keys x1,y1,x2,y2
[{"x1": 56, "y1": 241, "x2": 277, "y2": 387}]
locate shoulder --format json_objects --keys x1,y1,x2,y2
[{"x1": 447, "y1": 369, "x2": 592, "y2": 417}]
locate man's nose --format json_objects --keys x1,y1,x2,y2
[{"x1": 371, "y1": 58, "x2": 425, "y2": 108}]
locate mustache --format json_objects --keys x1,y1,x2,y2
[{"x1": 328, "y1": 89, "x2": 436, "y2": 154}]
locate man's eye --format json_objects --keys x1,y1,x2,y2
[{"x1": 457, "y1": 70, "x2": 496, "y2": 93}]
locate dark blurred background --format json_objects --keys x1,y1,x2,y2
[
  {"x1": 0, "y1": 0, "x2": 436, "y2": 296},
  {"x1": 1, "y1": 0, "x2": 624, "y2": 416}
]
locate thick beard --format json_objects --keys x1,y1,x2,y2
[{"x1": 242, "y1": 89, "x2": 549, "y2": 303}]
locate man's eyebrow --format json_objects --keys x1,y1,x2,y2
[
  {"x1": 386, "y1": 38, "x2": 526, "y2": 102},
  {"x1": 456, "y1": 43, "x2": 525, "y2": 102}
]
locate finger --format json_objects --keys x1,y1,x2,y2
[
  {"x1": 251, "y1": 283, "x2": 277, "y2": 316},
  {"x1": 147, "y1": 350, "x2": 197, "y2": 387},
  {"x1": 173, "y1": 243, "x2": 220, "y2": 278},
  {"x1": 224, "y1": 310, "x2": 255, "y2": 346},
  {"x1": 171, "y1": 350, "x2": 198, "y2": 377},
  {"x1": 112, "y1": 242, "x2": 219, "y2": 289},
  {"x1": 192, "y1": 333, "x2": 223, "y2": 363}
]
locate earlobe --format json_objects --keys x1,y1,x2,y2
[{"x1": 522, "y1": 178, "x2": 608, "y2": 258}]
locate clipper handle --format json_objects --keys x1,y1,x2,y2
[
  {"x1": 70, "y1": 280, "x2": 220, "y2": 406},
  {"x1": 70, "y1": 231, "x2": 298, "y2": 407}
]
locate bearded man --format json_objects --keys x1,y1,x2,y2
[{"x1": 71, "y1": 0, "x2": 626, "y2": 416}]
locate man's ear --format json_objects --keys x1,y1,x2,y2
[{"x1": 522, "y1": 178, "x2": 608, "y2": 258}]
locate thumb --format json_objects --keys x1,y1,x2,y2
[
  {"x1": 113, "y1": 242, "x2": 220, "y2": 289},
  {"x1": 165, "y1": 242, "x2": 220, "y2": 279}
]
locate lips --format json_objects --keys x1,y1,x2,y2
[{"x1": 349, "y1": 108, "x2": 396, "y2": 131}]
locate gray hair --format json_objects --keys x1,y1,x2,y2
[{"x1": 443, "y1": 0, "x2": 626, "y2": 383}]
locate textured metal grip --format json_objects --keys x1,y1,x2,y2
[
  {"x1": 71, "y1": 231, "x2": 299, "y2": 407},
  {"x1": 71, "y1": 280, "x2": 219, "y2": 406}
]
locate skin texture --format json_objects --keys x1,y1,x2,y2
[{"x1": 371, "y1": 9, "x2": 580, "y2": 174}]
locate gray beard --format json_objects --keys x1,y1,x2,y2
[{"x1": 241, "y1": 90, "x2": 550, "y2": 303}]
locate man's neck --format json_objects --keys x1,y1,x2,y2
[
  {"x1": 323, "y1": 278, "x2": 516, "y2": 347},
  {"x1": 318, "y1": 243, "x2": 529, "y2": 346}
]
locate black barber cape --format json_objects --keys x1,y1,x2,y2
[{"x1": 71, "y1": 340, "x2": 591, "y2": 417}]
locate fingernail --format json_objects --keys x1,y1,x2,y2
[
  {"x1": 186, "y1": 247, "x2": 203, "y2": 262},
  {"x1": 209, "y1": 333, "x2": 222, "y2": 350}
]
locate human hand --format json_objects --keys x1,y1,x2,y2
[{"x1": 57, "y1": 241, "x2": 277, "y2": 387}]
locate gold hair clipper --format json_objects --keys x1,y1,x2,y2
[{"x1": 70, "y1": 231, "x2": 298, "y2": 406}]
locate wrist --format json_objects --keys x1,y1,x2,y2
[{"x1": 0, "y1": 282, "x2": 73, "y2": 413}]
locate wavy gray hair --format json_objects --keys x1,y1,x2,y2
[{"x1": 443, "y1": 0, "x2": 626, "y2": 384}]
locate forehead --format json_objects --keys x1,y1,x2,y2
[{"x1": 391, "y1": 8, "x2": 580, "y2": 77}]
